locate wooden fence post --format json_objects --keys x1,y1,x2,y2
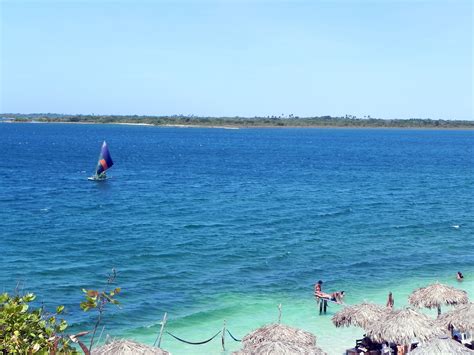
[
  {"x1": 221, "y1": 319, "x2": 226, "y2": 351},
  {"x1": 154, "y1": 312, "x2": 168, "y2": 348}
]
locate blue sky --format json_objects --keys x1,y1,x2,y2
[{"x1": 1, "y1": 0, "x2": 472, "y2": 119}]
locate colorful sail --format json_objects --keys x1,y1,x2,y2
[{"x1": 96, "y1": 141, "x2": 114, "y2": 175}]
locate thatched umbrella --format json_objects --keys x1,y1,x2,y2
[
  {"x1": 437, "y1": 302, "x2": 474, "y2": 333},
  {"x1": 332, "y1": 302, "x2": 389, "y2": 330},
  {"x1": 91, "y1": 339, "x2": 170, "y2": 355},
  {"x1": 365, "y1": 308, "x2": 445, "y2": 345},
  {"x1": 233, "y1": 341, "x2": 327, "y2": 355},
  {"x1": 408, "y1": 282, "x2": 469, "y2": 316},
  {"x1": 241, "y1": 323, "x2": 316, "y2": 348},
  {"x1": 411, "y1": 335, "x2": 474, "y2": 355}
]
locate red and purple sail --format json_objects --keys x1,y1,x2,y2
[{"x1": 96, "y1": 141, "x2": 114, "y2": 175}]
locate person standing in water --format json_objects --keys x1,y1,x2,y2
[
  {"x1": 457, "y1": 271, "x2": 464, "y2": 281},
  {"x1": 314, "y1": 280, "x2": 329, "y2": 314},
  {"x1": 386, "y1": 292, "x2": 394, "y2": 309},
  {"x1": 314, "y1": 280, "x2": 323, "y2": 297}
]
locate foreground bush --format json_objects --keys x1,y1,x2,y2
[{"x1": 0, "y1": 292, "x2": 74, "y2": 353}]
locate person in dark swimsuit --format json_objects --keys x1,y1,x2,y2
[{"x1": 331, "y1": 291, "x2": 345, "y2": 304}]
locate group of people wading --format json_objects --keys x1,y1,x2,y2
[
  {"x1": 313, "y1": 280, "x2": 394, "y2": 315},
  {"x1": 314, "y1": 271, "x2": 465, "y2": 314},
  {"x1": 314, "y1": 280, "x2": 345, "y2": 314},
  {"x1": 314, "y1": 280, "x2": 394, "y2": 314}
]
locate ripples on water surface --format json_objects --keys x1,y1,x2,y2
[{"x1": 0, "y1": 124, "x2": 473, "y2": 353}]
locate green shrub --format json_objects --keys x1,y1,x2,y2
[{"x1": 0, "y1": 292, "x2": 74, "y2": 353}]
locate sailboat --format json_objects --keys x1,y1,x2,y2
[{"x1": 88, "y1": 141, "x2": 114, "y2": 181}]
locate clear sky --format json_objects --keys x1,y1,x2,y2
[{"x1": 1, "y1": 0, "x2": 472, "y2": 119}]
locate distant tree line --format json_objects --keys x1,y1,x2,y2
[{"x1": 1, "y1": 113, "x2": 473, "y2": 129}]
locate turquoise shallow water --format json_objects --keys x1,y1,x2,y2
[{"x1": 0, "y1": 123, "x2": 473, "y2": 354}]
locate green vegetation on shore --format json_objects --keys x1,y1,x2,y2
[
  {"x1": 1, "y1": 113, "x2": 473, "y2": 128},
  {"x1": 0, "y1": 292, "x2": 74, "y2": 353},
  {"x1": 1, "y1": 269, "x2": 121, "y2": 354}
]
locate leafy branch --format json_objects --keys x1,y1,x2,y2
[{"x1": 80, "y1": 268, "x2": 121, "y2": 351}]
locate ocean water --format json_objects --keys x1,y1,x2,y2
[{"x1": 0, "y1": 123, "x2": 473, "y2": 354}]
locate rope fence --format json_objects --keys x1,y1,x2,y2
[
  {"x1": 150, "y1": 311, "x2": 243, "y2": 349},
  {"x1": 226, "y1": 329, "x2": 242, "y2": 342},
  {"x1": 165, "y1": 330, "x2": 224, "y2": 345},
  {"x1": 151, "y1": 305, "x2": 290, "y2": 349}
]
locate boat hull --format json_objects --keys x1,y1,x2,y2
[{"x1": 88, "y1": 176, "x2": 108, "y2": 181}]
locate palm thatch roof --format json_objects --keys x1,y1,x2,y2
[
  {"x1": 241, "y1": 324, "x2": 316, "y2": 348},
  {"x1": 411, "y1": 335, "x2": 474, "y2": 355},
  {"x1": 91, "y1": 339, "x2": 169, "y2": 355},
  {"x1": 332, "y1": 302, "x2": 389, "y2": 330},
  {"x1": 365, "y1": 308, "x2": 445, "y2": 345},
  {"x1": 233, "y1": 341, "x2": 327, "y2": 355},
  {"x1": 437, "y1": 302, "x2": 474, "y2": 333},
  {"x1": 408, "y1": 282, "x2": 469, "y2": 313}
]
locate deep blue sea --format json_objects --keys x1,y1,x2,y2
[{"x1": 0, "y1": 123, "x2": 473, "y2": 354}]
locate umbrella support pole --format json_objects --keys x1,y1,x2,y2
[{"x1": 221, "y1": 320, "x2": 226, "y2": 351}]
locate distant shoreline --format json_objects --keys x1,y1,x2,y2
[
  {"x1": 2, "y1": 120, "x2": 474, "y2": 130},
  {"x1": 2, "y1": 113, "x2": 473, "y2": 130}
]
